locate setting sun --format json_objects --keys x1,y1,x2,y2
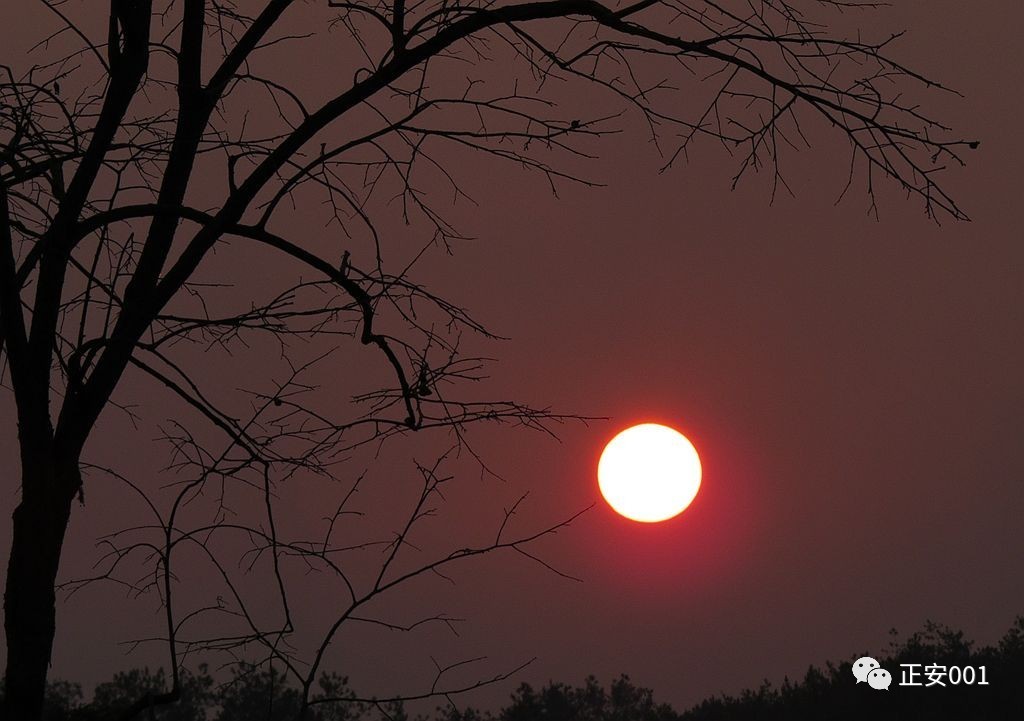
[{"x1": 598, "y1": 423, "x2": 702, "y2": 523}]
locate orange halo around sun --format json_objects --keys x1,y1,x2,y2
[{"x1": 598, "y1": 423, "x2": 702, "y2": 523}]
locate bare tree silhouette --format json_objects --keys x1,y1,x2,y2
[{"x1": 1, "y1": 1, "x2": 974, "y2": 719}]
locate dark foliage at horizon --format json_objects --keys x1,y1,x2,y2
[{"x1": 14, "y1": 617, "x2": 1024, "y2": 720}]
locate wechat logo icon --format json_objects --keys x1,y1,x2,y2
[
  {"x1": 853, "y1": 657, "x2": 891, "y2": 690},
  {"x1": 852, "y1": 656, "x2": 879, "y2": 683},
  {"x1": 867, "y1": 668, "x2": 892, "y2": 690}
]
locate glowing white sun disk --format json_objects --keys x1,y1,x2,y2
[{"x1": 598, "y1": 423, "x2": 702, "y2": 523}]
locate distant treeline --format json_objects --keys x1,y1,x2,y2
[{"x1": 10, "y1": 617, "x2": 1024, "y2": 720}]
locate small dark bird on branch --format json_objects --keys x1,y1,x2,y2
[{"x1": 417, "y1": 365, "x2": 432, "y2": 396}]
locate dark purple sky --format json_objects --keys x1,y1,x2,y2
[{"x1": 2, "y1": 0, "x2": 1022, "y2": 713}]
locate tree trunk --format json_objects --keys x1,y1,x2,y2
[{"x1": 2, "y1": 454, "x2": 78, "y2": 720}]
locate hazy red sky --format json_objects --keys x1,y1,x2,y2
[{"x1": 2, "y1": 0, "x2": 1022, "y2": 713}]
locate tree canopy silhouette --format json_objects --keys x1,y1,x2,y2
[
  {"x1": 11, "y1": 617, "x2": 1024, "y2": 719},
  {"x1": 1, "y1": 1, "x2": 974, "y2": 719}
]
